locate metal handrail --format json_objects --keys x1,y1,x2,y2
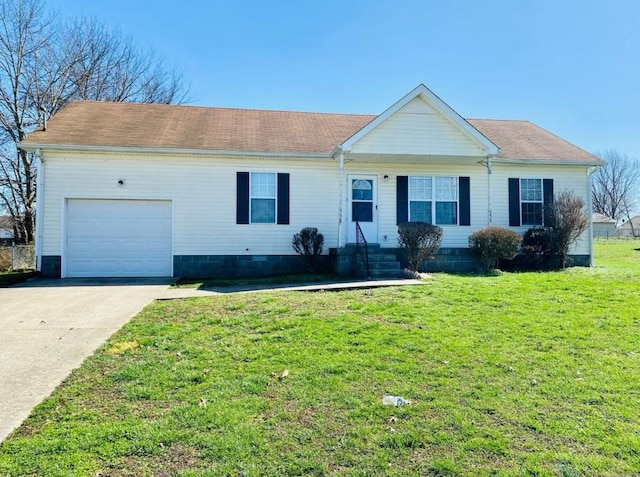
[{"x1": 355, "y1": 221, "x2": 370, "y2": 279}]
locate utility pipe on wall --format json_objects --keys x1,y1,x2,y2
[{"x1": 34, "y1": 148, "x2": 44, "y2": 271}]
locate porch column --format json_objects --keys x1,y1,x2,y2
[{"x1": 337, "y1": 151, "x2": 347, "y2": 247}]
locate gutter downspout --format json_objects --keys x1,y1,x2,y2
[
  {"x1": 587, "y1": 166, "x2": 598, "y2": 267},
  {"x1": 34, "y1": 148, "x2": 44, "y2": 272},
  {"x1": 337, "y1": 149, "x2": 345, "y2": 248}
]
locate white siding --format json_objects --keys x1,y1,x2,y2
[
  {"x1": 351, "y1": 97, "x2": 485, "y2": 157},
  {"x1": 341, "y1": 162, "x2": 592, "y2": 254},
  {"x1": 41, "y1": 153, "x2": 340, "y2": 257},
  {"x1": 41, "y1": 152, "x2": 594, "y2": 261},
  {"x1": 343, "y1": 162, "x2": 489, "y2": 248},
  {"x1": 490, "y1": 164, "x2": 591, "y2": 255}
]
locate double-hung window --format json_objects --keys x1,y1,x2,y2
[
  {"x1": 408, "y1": 176, "x2": 459, "y2": 225},
  {"x1": 236, "y1": 171, "x2": 290, "y2": 225},
  {"x1": 520, "y1": 178, "x2": 543, "y2": 226},
  {"x1": 250, "y1": 172, "x2": 276, "y2": 223}
]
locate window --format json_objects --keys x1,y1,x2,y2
[
  {"x1": 250, "y1": 172, "x2": 276, "y2": 223},
  {"x1": 408, "y1": 176, "x2": 458, "y2": 225},
  {"x1": 520, "y1": 178, "x2": 543, "y2": 225},
  {"x1": 351, "y1": 179, "x2": 374, "y2": 222},
  {"x1": 409, "y1": 177, "x2": 432, "y2": 222},
  {"x1": 236, "y1": 172, "x2": 289, "y2": 225}
]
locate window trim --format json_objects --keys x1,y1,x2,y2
[{"x1": 408, "y1": 175, "x2": 459, "y2": 225}]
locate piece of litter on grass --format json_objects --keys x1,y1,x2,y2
[
  {"x1": 199, "y1": 398, "x2": 207, "y2": 408},
  {"x1": 278, "y1": 369, "x2": 289, "y2": 380},
  {"x1": 531, "y1": 379, "x2": 538, "y2": 386},
  {"x1": 388, "y1": 416, "x2": 398, "y2": 424},
  {"x1": 382, "y1": 395, "x2": 408, "y2": 406}
]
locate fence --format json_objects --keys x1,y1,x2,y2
[{"x1": 0, "y1": 244, "x2": 36, "y2": 271}]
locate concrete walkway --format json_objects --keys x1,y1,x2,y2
[
  {"x1": 0, "y1": 276, "x2": 425, "y2": 442},
  {"x1": 157, "y1": 278, "x2": 426, "y2": 299},
  {"x1": 0, "y1": 278, "x2": 173, "y2": 442}
]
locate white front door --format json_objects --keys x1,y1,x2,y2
[{"x1": 347, "y1": 175, "x2": 378, "y2": 243}]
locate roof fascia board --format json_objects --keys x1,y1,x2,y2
[
  {"x1": 340, "y1": 84, "x2": 500, "y2": 156},
  {"x1": 18, "y1": 142, "x2": 333, "y2": 159},
  {"x1": 491, "y1": 157, "x2": 604, "y2": 166}
]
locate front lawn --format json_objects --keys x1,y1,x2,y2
[{"x1": 1, "y1": 240, "x2": 639, "y2": 476}]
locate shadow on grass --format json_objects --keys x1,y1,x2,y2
[{"x1": 0, "y1": 270, "x2": 37, "y2": 287}]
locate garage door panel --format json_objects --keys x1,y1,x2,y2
[{"x1": 66, "y1": 199, "x2": 172, "y2": 277}]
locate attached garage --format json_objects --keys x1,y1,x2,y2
[{"x1": 65, "y1": 199, "x2": 172, "y2": 277}]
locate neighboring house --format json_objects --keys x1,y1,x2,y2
[
  {"x1": 592, "y1": 213, "x2": 617, "y2": 238},
  {"x1": 19, "y1": 84, "x2": 603, "y2": 279},
  {"x1": 0, "y1": 216, "x2": 14, "y2": 244},
  {"x1": 618, "y1": 216, "x2": 640, "y2": 238}
]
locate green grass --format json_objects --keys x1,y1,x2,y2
[
  {"x1": 0, "y1": 270, "x2": 36, "y2": 286},
  {"x1": 1, "y1": 240, "x2": 640, "y2": 476}
]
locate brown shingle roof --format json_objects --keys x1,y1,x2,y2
[
  {"x1": 23, "y1": 101, "x2": 374, "y2": 155},
  {"x1": 21, "y1": 100, "x2": 601, "y2": 163},
  {"x1": 467, "y1": 119, "x2": 599, "y2": 163}
]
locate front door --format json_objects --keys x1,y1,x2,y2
[{"x1": 348, "y1": 175, "x2": 378, "y2": 243}]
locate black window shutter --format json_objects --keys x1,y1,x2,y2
[
  {"x1": 236, "y1": 172, "x2": 250, "y2": 224},
  {"x1": 277, "y1": 173, "x2": 290, "y2": 225},
  {"x1": 543, "y1": 178, "x2": 554, "y2": 226},
  {"x1": 508, "y1": 178, "x2": 521, "y2": 226},
  {"x1": 459, "y1": 176, "x2": 471, "y2": 226},
  {"x1": 396, "y1": 176, "x2": 409, "y2": 225}
]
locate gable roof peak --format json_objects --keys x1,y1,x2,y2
[{"x1": 339, "y1": 83, "x2": 500, "y2": 156}]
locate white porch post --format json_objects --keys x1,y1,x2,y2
[{"x1": 337, "y1": 151, "x2": 347, "y2": 247}]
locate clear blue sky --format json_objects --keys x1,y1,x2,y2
[{"x1": 48, "y1": 0, "x2": 640, "y2": 158}]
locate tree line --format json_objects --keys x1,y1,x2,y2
[{"x1": 0, "y1": 0, "x2": 188, "y2": 243}]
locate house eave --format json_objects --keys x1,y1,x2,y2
[{"x1": 18, "y1": 142, "x2": 334, "y2": 159}]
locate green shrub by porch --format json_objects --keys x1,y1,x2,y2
[
  {"x1": 469, "y1": 226, "x2": 522, "y2": 272},
  {"x1": 397, "y1": 222, "x2": 443, "y2": 271}
]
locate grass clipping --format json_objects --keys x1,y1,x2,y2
[{"x1": 106, "y1": 341, "x2": 139, "y2": 355}]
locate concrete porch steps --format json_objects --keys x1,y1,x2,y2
[{"x1": 355, "y1": 246, "x2": 402, "y2": 279}]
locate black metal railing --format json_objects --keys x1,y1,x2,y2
[{"x1": 355, "y1": 221, "x2": 370, "y2": 279}]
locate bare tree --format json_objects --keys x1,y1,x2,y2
[
  {"x1": 549, "y1": 191, "x2": 589, "y2": 268},
  {"x1": 592, "y1": 150, "x2": 640, "y2": 234},
  {"x1": 0, "y1": 0, "x2": 188, "y2": 243}
]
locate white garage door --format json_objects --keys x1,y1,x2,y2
[{"x1": 66, "y1": 199, "x2": 172, "y2": 277}]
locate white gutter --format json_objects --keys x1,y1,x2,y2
[
  {"x1": 486, "y1": 157, "x2": 493, "y2": 225},
  {"x1": 18, "y1": 143, "x2": 333, "y2": 160},
  {"x1": 587, "y1": 166, "x2": 599, "y2": 267},
  {"x1": 34, "y1": 149, "x2": 44, "y2": 272}
]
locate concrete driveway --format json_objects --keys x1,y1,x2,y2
[{"x1": 0, "y1": 278, "x2": 174, "y2": 442}]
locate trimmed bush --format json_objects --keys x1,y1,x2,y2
[
  {"x1": 397, "y1": 222, "x2": 443, "y2": 271},
  {"x1": 292, "y1": 227, "x2": 324, "y2": 272},
  {"x1": 469, "y1": 226, "x2": 522, "y2": 272}
]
